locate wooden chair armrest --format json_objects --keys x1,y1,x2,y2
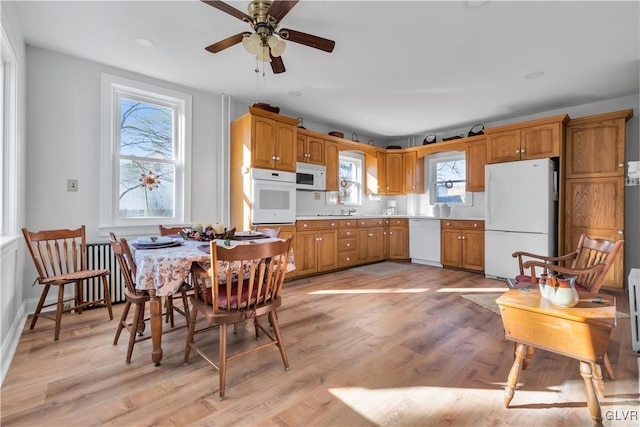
[
  {"x1": 512, "y1": 251, "x2": 578, "y2": 276},
  {"x1": 522, "y1": 260, "x2": 605, "y2": 282}
]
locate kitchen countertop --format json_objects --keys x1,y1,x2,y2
[{"x1": 296, "y1": 215, "x2": 485, "y2": 221}]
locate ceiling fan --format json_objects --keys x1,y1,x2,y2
[{"x1": 201, "y1": 0, "x2": 336, "y2": 74}]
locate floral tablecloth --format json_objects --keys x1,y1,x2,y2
[{"x1": 131, "y1": 238, "x2": 294, "y2": 297}]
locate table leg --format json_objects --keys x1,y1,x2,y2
[
  {"x1": 505, "y1": 342, "x2": 527, "y2": 407},
  {"x1": 580, "y1": 361, "x2": 603, "y2": 426},
  {"x1": 149, "y1": 289, "x2": 163, "y2": 366},
  {"x1": 591, "y1": 363, "x2": 604, "y2": 399}
]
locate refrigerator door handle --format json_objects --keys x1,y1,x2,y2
[{"x1": 485, "y1": 170, "x2": 492, "y2": 225}]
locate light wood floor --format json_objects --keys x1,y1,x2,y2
[{"x1": 2, "y1": 263, "x2": 638, "y2": 426}]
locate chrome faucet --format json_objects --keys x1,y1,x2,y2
[{"x1": 340, "y1": 208, "x2": 357, "y2": 216}]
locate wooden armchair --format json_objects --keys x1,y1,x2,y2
[
  {"x1": 158, "y1": 224, "x2": 193, "y2": 327},
  {"x1": 22, "y1": 226, "x2": 114, "y2": 340},
  {"x1": 512, "y1": 233, "x2": 623, "y2": 294},
  {"x1": 184, "y1": 238, "x2": 293, "y2": 400},
  {"x1": 510, "y1": 233, "x2": 624, "y2": 380},
  {"x1": 110, "y1": 232, "x2": 186, "y2": 364}
]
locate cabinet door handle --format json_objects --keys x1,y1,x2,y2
[
  {"x1": 473, "y1": 223, "x2": 478, "y2": 228},
  {"x1": 316, "y1": 237, "x2": 323, "y2": 242},
  {"x1": 515, "y1": 149, "x2": 520, "y2": 154},
  {"x1": 346, "y1": 231, "x2": 351, "y2": 236},
  {"x1": 457, "y1": 236, "x2": 462, "y2": 240},
  {"x1": 303, "y1": 224, "x2": 308, "y2": 227},
  {"x1": 619, "y1": 163, "x2": 624, "y2": 168},
  {"x1": 272, "y1": 155, "x2": 277, "y2": 160},
  {"x1": 346, "y1": 243, "x2": 351, "y2": 247},
  {"x1": 618, "y1": 230, "x2": 624, "y2": 235},
  {"x1": 461, "y1": 236, "x2": 466, "y2": 240},
  {"x1": 368, "y1": 233, "x2": 374, "y2": 237},
  {"x1": 346, "y1": 257, "x2": 350, "y2": 261},
  {"x1": 520, "y1": 149, "x2": 525, "y2": 154}
]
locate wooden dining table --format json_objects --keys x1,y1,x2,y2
[
  {"x1": 496, "y1": 288, "x2": 616, "y2": 426},
  {"x1": 130, "y1": 235, "x2": 294, "y2": 365}
]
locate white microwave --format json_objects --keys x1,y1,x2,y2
[{"x1": 296, "y1": 162, "x2": 326, "y2": 191}]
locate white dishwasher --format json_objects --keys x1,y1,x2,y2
[{"x1": 409, "y1": 219, "x2": 442, "y2": 267}]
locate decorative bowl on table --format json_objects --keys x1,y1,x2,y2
[{"x1": 180, "y1": 227, "x2": 235, "y2": 241}]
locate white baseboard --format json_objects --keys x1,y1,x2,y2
[{"x1": 1, "y1": 301, "x2": 28, "y2": 386}]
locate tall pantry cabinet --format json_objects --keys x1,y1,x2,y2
[{"x1": 564, "y1": 109, "x2": 632, "y2": 289}]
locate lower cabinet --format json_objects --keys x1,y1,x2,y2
[
  {"x1": 356, "y1": 218, "x2": 386, "y2": 263},
  {"x1": 387, "y1": 218, "x2": 409, "y2": 260},
  {"x1": 295, "y1": 220, "x2": 337, "y2": 276},
  {"x1": 441, "y1": 220, "x2": 484, "y2": 272},
  {"x1": 337, "y1": 219, "x2": 358, "y2": 267}
]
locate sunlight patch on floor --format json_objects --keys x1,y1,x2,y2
[
  {"x1": 328, "y1": 385, "x2": 505, "y2": 424},
  {"x1": 436, "y1": 287, "x2": 507, "y2": 293},
  {"x1": 310, "y1": 288, "x2": 429, "y2": 295}
]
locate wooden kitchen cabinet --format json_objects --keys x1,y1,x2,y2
[
  {"x1": 486, "y1": 115, "x2": 568, "y2": 164},
  {"x1": 337, "y1": 219, "x2": 358, "y2": 268},
  {"x1": 252, "y1": 116, "x2": 297, "y2": 172},
  {"x1": 296, "y1": 131, "x2": 325, "y2": 165},
  {"x1": 403, "y1": 151, "x2": 424, "y2": 194},
  {"x1": 441, "y1": 220, "x2": 484, "y2": 272},
  {"x1": 325, "y1": 141, "x2": 339, "y2": 191},
  {"x1": 383, "y1": 152, "x2": 404, "y2": 194},
  {"x1": 295, "y1": 220, "x2": 337, "y2": 276},
  {"x1": 387, "y1": 218, "x2": 409, "y2": 260},
  {"x1": 466, "y1": 138, "x2": 486, "y2": 192},
  {"x1": 356, "y1": 218, "x2": 386, "y2": 263},
  {"x1": 563, "y1": 109, "x2": 632, "y2": 289}
]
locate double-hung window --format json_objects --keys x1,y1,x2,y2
[
  {"x1": 428, "y1": 152, "x2": 470, "y2": 205},
  {"x1": 327, "y1": 152, "x2": 363, "y2": 205},
  {"x1": 101, "y1": 74, "x2": 192, "y2": 228}
]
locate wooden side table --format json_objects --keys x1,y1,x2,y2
[{"x1": 496, "y1": 289, "x2": 616, "y2": 426}]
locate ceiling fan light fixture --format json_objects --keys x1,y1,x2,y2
[
  {"x1": 256, "y1": 44, "x2": 272, "y2": 63},
  {"x1": 242, "y1": 33, "x2": 262, "y2": 55},
  {"x1": 268, "y1": 35, "x2": 286, "y2": 57}
]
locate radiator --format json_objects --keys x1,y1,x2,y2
[
  {"x1": 629, "y1": 268, "x2": 640, "y2": 353},
  {"x1": 85, "y1": 242, "x2": 126, "y2": 304}
]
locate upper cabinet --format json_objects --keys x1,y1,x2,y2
[
  {"x1": 565, "y1": 110, "x2": 631, "y2": 179},
  {"x1": 325, "y1": 141, "x2": 339, "y2": 192},
  {"x1": 234, "y1": 107, "x2": 298, "y2": 172},
  {"x1": 465, "y1": 138, "x2": 486, "y2": 192},
  {"x1": 384, "y1": 151, "x2": 404, "y2": 194},
  {"x1": 296, "y1": 130, "x2": 325, "y2": 165},
  {"x1": 486, "y1": 114, "x2": 569, "y2": 164},
  {"x1": 403, "y1": 151, "x2": 424, "y2": 194}
]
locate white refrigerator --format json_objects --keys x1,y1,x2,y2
[{"x1": 484, "y1": 158, "x2": 557, "y2": 280}]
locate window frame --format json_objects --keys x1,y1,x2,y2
[
  {"x1": 326, "y1": 151, "x2": 364, "y2": 206},
  {"x1": 427, "y1": 151, "x2": 472, "y2": 206},
  {"x1": 100, "y1": 74, "x2": 192, "y2": 231},
  {"x1": 1, "y1": 24, "x2": 18, "y2": 241}
]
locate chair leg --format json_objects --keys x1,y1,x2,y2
[
  {"x1": 102, "y1": 276, "x2": 114, "y2": 320},
  {"x1": 126, "y1": 301, "x2": 144, "y2": 364},
  {"x1": 114, "y1": 301, "x2": 131, "y2": 345},
  {"x1": 219, "y1": 323, "x2": 228, "y2": 400},
  {"x1": 54, "y1": 285, "x2": 65, "y2": 341},
  {"x1": 75, "y1": 280, "x2": 83, "y2": 314},
  {"x1": 603, "y1": 353, "x2": 616, "y2": 380},
  {"x1": 181, "y1": 290, "x2": 191, "y2": 327},
  {"x1": 166, "y1": 296, "x2": 175, "y2": 327},
  {"x1": 269, "y1": 311, "x2": 289, "y2": 370},
  {"x1": 184, "y1": 306, "x2": 199, "y2": 363},
  {"x1": 30, "y1": 284, "x2": 50, "y2": 330}
]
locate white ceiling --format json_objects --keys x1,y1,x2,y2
[{"x1": 11, "y1": 0, "x2": 640, "y2": 142}]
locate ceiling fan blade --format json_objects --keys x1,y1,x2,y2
[
  {"x1": 267, "y1": 0, "x2": 299, "y2": 23},
  {"x1": 205, "y1": 32, "x2": 251, "y2": 53},
  {"x1": 201, "y1": 0, "x2": 252, "y2": 23},
  {"x1": 270, "y1": 55, "x2": 286, "y2": 74},
  {"x1": 279, "y1": 28, "x2": 335, "y2": 53}
]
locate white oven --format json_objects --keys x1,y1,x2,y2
[
  {"x1": 251, "y1": 168, "x2": 296, "y2": 224},
  {"x1": 296, "y1": 162, "x2": 326, "y2": 191}
]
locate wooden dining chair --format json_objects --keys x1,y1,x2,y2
[
  {"x1": 22, "y1": 226, "x2": 114, "y2": 340},
  {"x1": 510, "y1": 233, "x2": 624, "y2": 380},
  {"x1": 110, "y1": 233, "x2": 187, "y2": 364},
  {"x1": 184, "y1": 238, "x2": 293, "y2": 400},
  {"x1": 252, "y1": 226, "x2": 281, "y2": 238},
  {"x1": 158, "y1": 224, "x2": 192, "y2": 327}
]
